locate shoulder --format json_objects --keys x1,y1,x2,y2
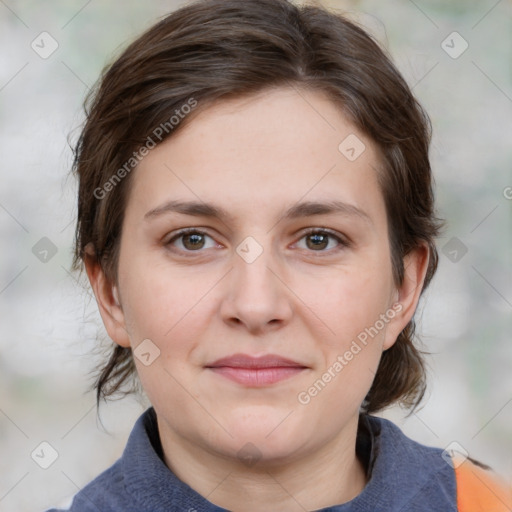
[
  {"x1": 364, "y1": 416, "x2": 511, "y2": 512},
  {"x1": 45, "y1": 459, "x2": 132, "y2": 512},
  {"x1": 366, "y1": 415, "x2": 455, "y2": 481},
  {"x1": 354, "y1": 415, "x2": 458, "y2": 511},
  {"x1": 45, "y1": 408, "x2": 156, "y2": 512},
  {"x1": 453, "y1": 455, "x2": 512, "y2": 512},
  {"x1": 45, "y1": 407, "x2": 223, "y2": 512}
]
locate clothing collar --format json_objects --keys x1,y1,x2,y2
[{"x1": 121, "y1": 407, "x2": 455, "y2": 511}]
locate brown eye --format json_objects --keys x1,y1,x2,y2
[
  {"x1": 296, "y1": 229, "x2": 349, "y2": 253},
  {"x1": 181, "y1": 232, "x2": 206, "y2": 250},
  {"x1": 167, "y1": 229, "x2": 216, "y2": 253},
  {"x1": 306, "y1": 232, "x2": 329, "y2": 250}
]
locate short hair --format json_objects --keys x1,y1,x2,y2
[{"x1": 71, "y1": 0, "x2": 443, "y2": 412}]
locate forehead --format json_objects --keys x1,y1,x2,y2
[{"x1": 127, "y1": 86, "x2": 386, "y2": 229}]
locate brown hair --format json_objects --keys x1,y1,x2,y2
[{"x1": 71, "y1": 0, "x2": 443, "y2": 412}]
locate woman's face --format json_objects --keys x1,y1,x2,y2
[{"x1": 90, "y1": 86, "x2": 427, "y2": 466}]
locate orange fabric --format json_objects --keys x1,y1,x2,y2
[{"x1": 454, "y1": 456, "x2": 512, "y2": 512}]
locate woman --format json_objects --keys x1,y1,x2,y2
[{"x1": 48, "y1": 0, "x2": 511, "y2": 510}]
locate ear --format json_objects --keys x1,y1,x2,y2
[
  {"x1": 83, "y1": 244, "x2": 131, "y2": 348},
  {"x1": 383, "y1": 242, "x2": 430, "y2": 350}
]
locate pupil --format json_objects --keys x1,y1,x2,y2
[
  {"x1": 185, "y1": 233, "x2": 203, "y2": 249},
  {"x1": 308, "y1": 233, "x2": 327, "y2": 250}
]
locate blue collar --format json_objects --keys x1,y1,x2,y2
[{"x1": 119, "y1": 407, "x2": 456, "y2": 511}]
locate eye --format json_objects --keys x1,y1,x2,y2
[
  {"x1": 165, "y1": 227, "x2": 350, "y2": 256},
  {"x1": 295, "y1": 228, "x2": 349, "y2": 253},
  {"x1": 166, "y1": 228, "x2": 217, "y2": 253}
]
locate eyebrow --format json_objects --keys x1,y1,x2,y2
[{"x1": 144, "y1": 199, "x2": 372, "y2": 225}]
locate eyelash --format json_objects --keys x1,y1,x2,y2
[{"x1": 165, "y1": 227, "x2": 350, "y2": 257}]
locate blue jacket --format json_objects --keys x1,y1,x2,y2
[{"x1": 45, "y1": 407, "x2": 476, "y2": 511}]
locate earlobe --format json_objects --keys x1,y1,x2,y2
[
  {"x1": 383, "y1": 243, "x2": 430, "y2": 350},
  {"x1": 83, "y1": 245, "x2": 131, "y2": 348}
]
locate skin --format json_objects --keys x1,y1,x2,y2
[{"x1": 85, "y1": 86, "x2": 429, "y2": 511}]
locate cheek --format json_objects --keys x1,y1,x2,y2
[
  {"x1": 303, "y1": 266, "x2": 394, "y2": 396},
  {"x1": 120, "y1": 258, "x2": 204, "y2": 339},
  {"x1": 310, "y1": 266, "x2": 393, "y2": 343},
  {"x1": 300, "y1": 282, "x2": 392, "y2": 417},
  {"x1": 122, "y1": 264, "x2": 207, "y2": 406}
]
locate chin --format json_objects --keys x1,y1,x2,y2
[
  {"x1": 222, "y1": 436, "x2": 303, "y2": 469},
  {"x1": 221, "y1": 412, "x2": 305, "y2": 458}
]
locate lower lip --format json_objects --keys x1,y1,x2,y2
[{"x1": 207, "y1": 366, "x2": 306, "y2": 386}]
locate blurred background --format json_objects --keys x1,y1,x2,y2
[{"x1": 0, "y1": 0, "x2": 511, "y2": 510}]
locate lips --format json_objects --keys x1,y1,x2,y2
[
  {"x1": 205, "y1": 353, "x2": 308, "y2": 386},
  {"x1": 206, "y1": 353, "x2": 307, "y2": 369}
]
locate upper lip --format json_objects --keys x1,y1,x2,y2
[{"x1": 205, "y1": 353, "x2": 308, "y2": 369}]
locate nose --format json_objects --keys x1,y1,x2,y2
[{"x1": 219, "y1": 237, "x2": 293, "y2": 334}]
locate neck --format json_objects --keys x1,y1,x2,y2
[{"x1": 157, "y1": 416, "x2": 368, "y2": 511}]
